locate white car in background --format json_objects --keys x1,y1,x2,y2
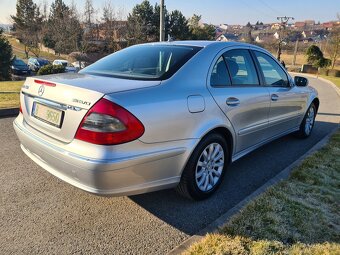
[
  {"x1": 72, "y1": 61, "x2": 87, "y2": 71},
  {"x1": 52, "y1": 59, "x2": 77, "y2": 73}
]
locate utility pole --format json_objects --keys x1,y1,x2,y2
[
  {"x1": 276, "y1": 16, "x2": 294, "y2": 61},
  {"x1": 160, "y1": 0, "x2": 165, "y2": 41},
  {"x1": 292, "y1": 39, "x2": 299, "y2": 66}
]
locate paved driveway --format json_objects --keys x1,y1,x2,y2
[{"x1": 0, "y1": 76, "x2": 339, "y2": 254}]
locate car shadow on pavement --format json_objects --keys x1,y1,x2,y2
[{"x1": 129, "y1": 120, "x2": 339, "y2": 235}]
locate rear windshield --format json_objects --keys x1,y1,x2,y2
[
  {"x1": 13, "y1": 59, "x2": 26, "y2": 66},
  {"x1": 38, "y1": 59, "x2": 49, "y2": 65},
  {"x1": 80, "y1": 45, "x2": 202, "y2": 80}
]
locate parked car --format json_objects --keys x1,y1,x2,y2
[
  {"x1": 52, "y1": 59, "x2": 77, "y2": 73},
  {"x1": 28, "y1": 57, "x2": 50, "y2": 72},
  {"x1": 11, "y1": 58, "x2": 30, "y2": 75},
  {"x1": 14, "y1": 41, "x2": 319, "y2": 200}
]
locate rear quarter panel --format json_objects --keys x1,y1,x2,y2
[{"x1": 104, "y1": 44, "x2": 236, "y2": 144}]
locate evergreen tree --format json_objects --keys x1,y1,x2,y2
[
  {"x1": 46, "y1": 0, "x2": 82, "y2": 54},
  {"x1": 0, "y1": 29, "x2": 13, "y2": 81},
  {"x1": 168, "y1": 10, "x2": 190, "y2": 40},
  {"x1": 188, "y1": 14, "x2": 215, "y2": 40},
  {"x1": 11, "y1": 0, "x2": 43, "y2": 58}
]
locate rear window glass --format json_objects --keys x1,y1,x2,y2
[
  {"x1": 13, "y1": 59, "x2": 26, "y2": 66},
  {"x1": 38, "y1": 59, "x2": 49, "y2": 65},
  {"x1": 80, "y1": 45, "x2": 202, "y2": 80}
]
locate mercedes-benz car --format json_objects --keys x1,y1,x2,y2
[{"x1": 14, "y1": 41, "x2": 319, "y2": 200}]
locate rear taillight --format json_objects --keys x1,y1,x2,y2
[{"x1": 75, "y1": 98, "x2": 144, "y2": 145}]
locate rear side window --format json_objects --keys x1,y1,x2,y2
[
  {"x1": 81, "y1": 45, "x2": 202, "y2": 80},
  {"x1": 210, "y1": 56, "x2": 231, "y2": 87},
  {"x1": 254, "y1": 51, "x2": 288, "y2": 87},
  {"x1": 223, "y1": 50, "x2": 259, "y2": 86}
]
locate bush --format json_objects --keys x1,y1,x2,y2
[
  {"x1": 306, "y1": 45, "x2": 331, "y2": 69},
  {"x1": 37, "y1": 64, "x2": 65, "y2": 75},
  {"x1": 328, "y1": 69, "x2": 340, "y2": 77}
]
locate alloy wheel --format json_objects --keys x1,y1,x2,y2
[
  {"x1": 305, "y1": 106, "x2": 315, "y2": 135},
  {"x1": 195, "y1": 143, "x2": 224, "y2": 192}
]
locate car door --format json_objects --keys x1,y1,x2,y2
[
  {"x1": 208, "y1": 48, "x2": 270, "y2": 155},
  {"x1": 252, "y1": 50, "x2": 307, "y2": 138}
]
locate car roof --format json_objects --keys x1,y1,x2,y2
[{"x1": 141, "y1": 40, "x2": 264, "y2": 50}]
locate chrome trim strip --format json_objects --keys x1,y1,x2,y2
[
  {"x1": 238, "y1": 121, "x2": 268, "y2": 136},
  {"x1": 22, "y1": 91, "x2": 83, "y2": 111},
  {"x1": 268, "y1": 114, "x2": 302, "y2": 126},
  {"x1": 232, "y1": 126, "x2": 299, "y2": 162}
]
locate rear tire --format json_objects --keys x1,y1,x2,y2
[
  {"x1": 176, "y1": 133, "x2": 228, "y2": 200},
  {"x1": 295, "y1": 103, "x2": 316, "y2": 138}
]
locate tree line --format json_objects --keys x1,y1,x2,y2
[{"x1": 10, "y1": 0, "x2": 216, "y2": 58}]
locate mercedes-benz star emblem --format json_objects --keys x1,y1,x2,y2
[{"x1": 38, "y1": 85, "x2": 45, "y2": 96}]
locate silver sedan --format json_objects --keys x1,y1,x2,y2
[{"x1": 14, "y1": 41, "x2": 319, "y2": 200}]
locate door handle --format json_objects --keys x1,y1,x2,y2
[
  {"x1": 271, "y1": 94, "x2": 279, "y2": 101},
  {"x1": 226, "y1": 97, "x2": 240, "y2": 106}
]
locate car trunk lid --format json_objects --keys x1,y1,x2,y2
[{"x1": 20, "y1": 74, "x2": 160, "y2": 143}]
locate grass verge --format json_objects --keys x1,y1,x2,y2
[
  {"x1": 319, "y1": 75, "x2": 340, "y2": 88},
  {"x1": 0, "y1": 93, "x2": 20, "y2": 109},
  {"x1": 0, "y1": 80, "x2": 24, "y2": 92},
  {"x1": 184, "y1": 130, "x2": 340, "y2": 255},
  {"x1": 0, "y1": 81, "x2": 23, "y2": 109}
]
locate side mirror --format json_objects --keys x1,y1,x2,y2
[{"x1": 294, "y1": 76, "x2": 308, "y2": 87}]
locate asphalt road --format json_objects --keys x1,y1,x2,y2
[{"x1": 1, "y1": 76, "x2": 339, "y2": 255}]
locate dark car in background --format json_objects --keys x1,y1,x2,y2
[
  {"x1": 28, "y1": 57, "x2": 50, "y2": 72},
  {"x1": 11, "y1": 58, "x2": 30, "y2": 75}
]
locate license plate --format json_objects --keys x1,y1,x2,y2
[{"x1": 32, "y1": 102, "x2": 64, "y2": 128}]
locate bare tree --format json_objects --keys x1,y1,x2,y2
[
  {"x1": 84, "y1": 0, "x2": 95, "y2": 25},
  {"x1": 327, "y1": 13, "x2": 340, "y2": 69},
  {"x1": 82, "y1": 0, "x2": 97, "y2": 50},
  {"x1": 101, "y1": 1, "x2": 127, "y2": 52}
]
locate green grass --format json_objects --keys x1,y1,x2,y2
[
  {"x1": 0, "y1": 80, "x2": 24, "y2": 92},
  {"x1": 0, "y1": 81, "x2": 23, "y2": 109},
  {"x1": 184, "y1": 130, "x2": 340, "y2": 255},
  {"x1": 0, "y1": 93, "x2": 20, "y2": 109},
  {"x1": 319, "y1": 75, "x2": 340, "y2": 88}
]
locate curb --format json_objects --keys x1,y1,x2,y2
[
  {"x1": 168, "y1": 126, "x2": 339, "y2": 255},
  {"x1": 0, "y1": 108, "x2": 19, "y2": 118}
]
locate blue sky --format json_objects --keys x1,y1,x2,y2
[{"x1": 0, "y1": 0, "x2": 339, "y2": 25}]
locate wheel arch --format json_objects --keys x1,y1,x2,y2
[
  {"x1": 202, "y1": 127, "x2": 234, "y2": 165},
  {"x1": 178, "y1": 125, "x2": 235, "y2": 178},
  {"x1": 311, "y1": 97, "x2": 320, "y2": 113}
]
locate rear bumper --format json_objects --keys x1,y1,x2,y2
[{"x1": 14, "y1": 116, "x2": 192, "y2": 196}]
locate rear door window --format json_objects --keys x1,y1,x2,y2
[
  {"x1": 210, "y1": 56, "x2": 231, "y2": 87},
  {"x1": 223, "y1": 49, "x2": 259, "y2": 86}
]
